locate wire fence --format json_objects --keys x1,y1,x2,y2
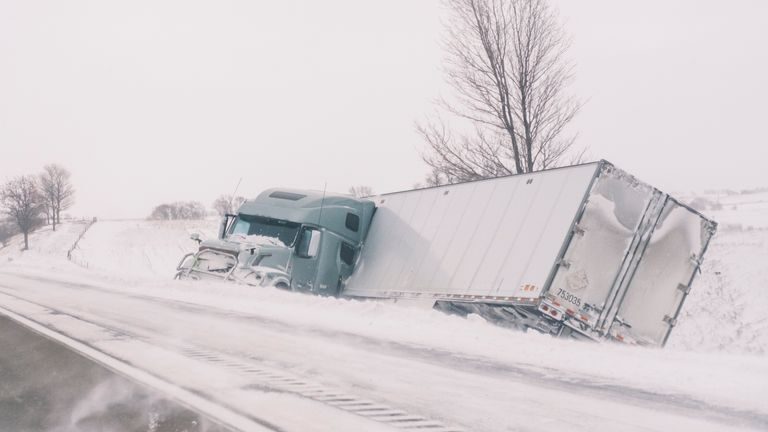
[{"x1": 67, "y1": 218, "x2": 97, "y2": 269}]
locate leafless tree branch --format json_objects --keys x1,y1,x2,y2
[
  {"x1": 1, "y1": 176, "x2": 43, "y2": 250},
  {"x1": 212, "y1": 195, "x2": 246, "y2": 216},
  {"x1": 419, "y1": 0, "x2": 583, "y2": 182},
  {"x1": 39, "y1": 164, "x2": 75, "y2": 230}
]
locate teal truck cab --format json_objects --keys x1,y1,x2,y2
[{"x1": 176, "y1": 188, "x2": 375, "y2": 295}]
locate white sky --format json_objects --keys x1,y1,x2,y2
[{"x1": 1, "y1": 0, "x2": 766, "y2": 218}]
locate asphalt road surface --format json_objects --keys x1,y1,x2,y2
[{"x1": 0, "y1": 314, "x2": 232, "y2": 432}]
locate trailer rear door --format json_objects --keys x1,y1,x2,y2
[{"x1": 606, "y1": 199, "x2": 716, "y2": 346}]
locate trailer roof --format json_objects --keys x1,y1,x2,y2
[
  {"x1": 378, "y1": 160, "x2": 602, "y2": 197},
  {"x1": 376, "y1": 159, "x2": 714, "y2": 226}
]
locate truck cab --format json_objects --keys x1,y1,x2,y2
[{"x1": 176, "y1": 188, "x2": 375, "y2": 296}]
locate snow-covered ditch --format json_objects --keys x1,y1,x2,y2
[
  {"x1": 6, "y1": 210, "x2": 766, "y2": 356},
  {"x1": 0, "y1": 207, "x2": 766, "y2": 422}
]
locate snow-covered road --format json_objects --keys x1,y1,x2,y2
[{"x1": 0, "y1": 270, "x2": 765, "y2": 432}]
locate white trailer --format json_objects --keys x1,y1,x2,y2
[{"x1": 344, "y1": 160, "x2": 716, "y2": 347}]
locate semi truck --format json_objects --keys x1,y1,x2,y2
[{"x1": 176, "y1": 160, "x2": 717, "y2": 347}]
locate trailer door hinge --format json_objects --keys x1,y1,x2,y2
[
  {"x1": 677, "y1": 283, "x2": 691, "y2": 294},
  {"x1": 663, "y1": 315, "x2": 678, "y2": 327},
  {"x1": 572, "y1": 224, "x2": 585, "y2": 236},
  {"x1": 556, "y1": 258, "x2": 571, "y2": 269}
]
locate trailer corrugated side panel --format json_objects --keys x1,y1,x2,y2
[{"x1": 344, "y1": 163, "x2": 600, "y2": 300}]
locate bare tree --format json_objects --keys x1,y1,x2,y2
[
  {"x1": 40, "y1": 200, "x2": 52, "y2": 226},
  {"x1": 425, "y1": 167, "x2": 448, "y2": 187},
  {"x1": 212, "y1": 195, "x2": 246, "y2": 216},
  {"x1": 0, "y1": 219, "x2": 19, "y2": 248},
  {"x1": 1, "y1": 176, "x2": 43, "y2": 250},
  {"x1": 348, "y1": 186, "x2": 374, "y2": 198},
  {"x1": 39, "y1": 164, "x2": 75, "y2": 230},
  {"x1": 419, "y1": 0, "x2": 582, "y2": 181}
]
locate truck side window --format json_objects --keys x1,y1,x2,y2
[
  {"x1": 297, "y1": 227, "x2": 321, "y2": 258},
  {"x1": 340, "y1": 243, "x2": 355, "y2": 266},
  {"x1": 345, "y1": 213, "x2": 360, "y2": 232}
]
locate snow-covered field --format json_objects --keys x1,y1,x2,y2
[
  {"x1": 0, "y1": 200, "x2": 766, "y2": 431},
  {"x1": 68, "y1": 219, "x2": 217, "y2": 280},
  {"x1": 669, "y1": 190, "x2": 768, "y2": 354}
]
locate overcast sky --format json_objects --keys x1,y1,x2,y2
[{"x1": 1, "y1": 0, "x2": 766, "y2": 218}]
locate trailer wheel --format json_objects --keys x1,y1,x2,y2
[{"x1": 274, "y1": 282, "x2": 290, "y2": 290}]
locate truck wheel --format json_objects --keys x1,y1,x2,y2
[{"x1": 274, "y1": 282, "x2": 290, "y2": 290}]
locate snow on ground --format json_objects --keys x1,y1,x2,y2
[
  {"x1": 6, "y1": 265, "x2": 766, "y2": 417},
  {"x1": 0, "y1": 219, "x2": 215, "y2": 281},
  {"x1": 669, "y1": 229, "x2": 768, "y2": 354},
  {"x1": 0, "y1": 201, "x2": 767, "y2": 430},
  {"x1": 1, "y1": 272, "x2": 764, "y2": 432},
  {"x1": 68, "y1": 219, "x2": 217, "y2": 280},
  {"x1": 683, "y1": 188, "x2": 768, "y2": 232},
  {"x1": 0, "y1": 221, "x2": 88, "y2": 263},
  {"x1": 6, "y1": 195, "x2": 766, "y2": 356},
  {"x1": 2, "y1": 201, "x2": 767, "y2": 360},
  {"x1": 667, "y1": 189, "x2": 768, "y2": 354}
]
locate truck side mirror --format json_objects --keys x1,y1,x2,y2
[
  {"x1": 218, "y1": 216, "x2": 228, "y2": 239},
  {"x1": 297, "y1": 228, "x2": 321, "y2": 258}
]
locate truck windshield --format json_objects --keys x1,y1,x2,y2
[{"x1": 228, "y1": 215, "x2": 300, "y2": 247}]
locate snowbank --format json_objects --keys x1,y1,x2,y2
[
  {"x1": 68, "y1": 219, "x2": 217, "y2": 280},
  {"x1": 57, "y1": 210, "x2": 768, "y2": 354},
  {"x1": 665, "y1": 189, "x2": 768, "y2": 354},
  {"x1": 668, "y1": 229, "x2": 768, "y2": 354},
  {"x1": 3, "y1": 204, "x2": 766, "y2": 356},
  {"x1": 0, "y1": 222, "x2": 89, "y2": 266},
  {"x1": 0, "y1": 213, "x2": 767, "y2": 419},
  {"x1": 0, "y1": 218, "x2": 216, "y2": 282},
  {"x1": 6, "y1": 186, "x2": 768, "y2": 359}
]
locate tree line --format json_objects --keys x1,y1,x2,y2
[
  {"x1": 0, "y1": 164, "x2": 75, "y2": 250},
  {"x1": 147, "y1": 195, "x2": 246, "y2": 221},
  {"x1": 148, "y1": 189, "x2": 380, "y2": 221}
]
